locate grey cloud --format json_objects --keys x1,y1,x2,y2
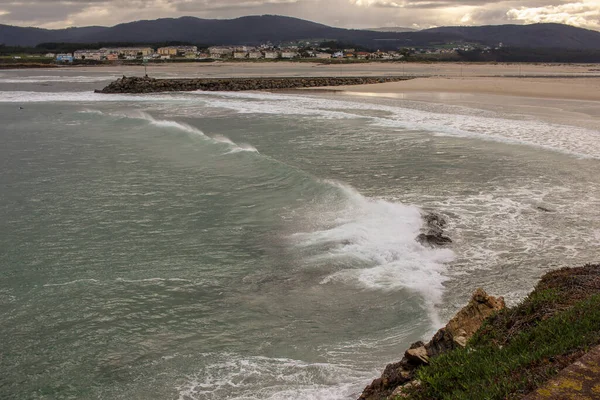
[
  {"x1": 0, "y1": 2, "x2": 90, "y2": 23},
  {"x1": 175, "y1": 0, "x2": 300, "y2": 12}
]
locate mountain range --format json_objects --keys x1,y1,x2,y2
[{"x1": 1, "y1": 15, "x2": 600, "y2": 50}]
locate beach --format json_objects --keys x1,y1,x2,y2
[
  {"x1": 315, "y1": 77, "x2": 600, "y2": 131},
  {"x1": 317, "y1": 76, "x2": 600, "y2": 101},
  {"x1": 42, "y1": 61, "x2": 600, "y2": 78}
]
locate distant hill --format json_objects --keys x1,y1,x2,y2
[
  {"x1": 366, "y1": 27, "x2": 417, "y2": 33},
  {"x1": 1, "y1": 16, "x2": 599, "y2": 51},
  {"x1": 423, "y1": 23, "x2": 600, "y2": 50},
  {"x1": 0, "y1": 16, "x2": 463, "y2": 50},
  {"x1": 0, "y1": 25, "x2": 107, "y2": 47}
]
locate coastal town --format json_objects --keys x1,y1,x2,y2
[{"x1": 51, "y1": 44, "x2": 412, "y2": 63}]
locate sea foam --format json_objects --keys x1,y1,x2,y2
[
  {"x1": 176, "y1": 353, "x2": 370, "y2": 400},
  {"x1": 80, "y1": 109, "x2": 260, "y2": 154},
  {"x1": 193, "y1": 91, "x2": 600, "y2": 159},
  {"x1": 292, "y1": 181, "x2": 454, "y2": 327},
  {"x1": 6, "y1": 89, "x2": 599, "y2": 158}
]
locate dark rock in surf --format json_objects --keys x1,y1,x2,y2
[
  {"x1": 417, "y1": 212, "x2": 452, "y2": 247},
  {"x1": 424, "y1": 212, "x2": 447, "y2": 229},
  {"x1": 417, "y1": 233, "x2": 452, "y2": 246}
]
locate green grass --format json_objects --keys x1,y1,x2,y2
[{"x1": 405, "y1": 293, "x2": 600, "y2": 399}]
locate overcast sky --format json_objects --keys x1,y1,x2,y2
[{"x1": 0, "y1": 0, "x2": 598, "y2": 31}]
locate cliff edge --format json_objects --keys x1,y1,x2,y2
[
  {"x1": 359, "y1": 289, "x2": 505, "y2": 400},
  {"x1": 360, "y1": 263, "x2": 600, "y2": 400}
]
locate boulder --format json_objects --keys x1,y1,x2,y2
[
  {"x1": 405, "y1": 346, "x2": 429, "y2": 365},
  {"x1": 417, "y1": 212, "x2": 452, "y2": 247}
]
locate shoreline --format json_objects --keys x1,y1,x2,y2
[
  {"x1": 302, "y1": 76, "x2": 600, "y2": 102},
  {"x1": 3, "y1": 61, "x2": 600, "y2": 77},
  {"x1": 300, "y1": 76, "x2": 600, "y2": 131}
]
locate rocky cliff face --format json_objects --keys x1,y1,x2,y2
[
  {"x1": 95, "y1": 76, "x2": 413, "y2": 94},
  {"x1": 359, "y1": 289, "x2": 506, "y2": 400}
]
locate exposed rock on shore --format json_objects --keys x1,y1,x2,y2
[
  {"x1": 358, "y1": 289, "x2": 506, "y2": 400},
  {"x1": 95, "y1": 75, "x2": 414, "y2": 93}
]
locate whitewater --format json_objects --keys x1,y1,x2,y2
[{"x1": 1, "y1": 71, "x2": 599, "y2": 400}]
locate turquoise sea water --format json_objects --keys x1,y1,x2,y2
[{"x1": 1, "y1": 70, "x2": 599, "y2": 399}]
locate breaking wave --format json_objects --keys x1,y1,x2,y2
[
  {"x1": 291, "y1": 181, "x2": 454, "y2": 327},
  {"x1": 80, "y1": 109, "x2": 259, "y2": 153}
]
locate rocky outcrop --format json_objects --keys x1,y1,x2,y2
[
  {"x1": 417, "y1": 212, "x2": 452, "y2": 247},
  {"x1": 95, "y1": 75, "x2": 414, "y2": 93},
  {"x1": 358, "y1": 289, "x2": 505, "y2": 400}
]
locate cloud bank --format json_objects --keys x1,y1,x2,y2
[{"x1": 0, "y1": 0, "x2": 597, "y2": 31}]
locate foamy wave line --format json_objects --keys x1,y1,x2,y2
[
  {"x1": 0, "y1": 91, "x2": 182, "y2": 103},
  {"x1": 43, "y1": 279, "x2": 100, "y2": 287},
  {"x1": 83, "y1": 109, "x2": 259, "y2": 154},
  {"x1": 80, "y1": 108, "x2": 104, "y2": 115},
  {"x1": 194, "y1": 91, "x2": 600, "y2": 160},
  {"x1": 176, "y1": 353, "x2": 371, "y2": 400},
  {"x1": 115, "y1": 277, "x2": 193, "y2": 284},
  {"x1": 44, "y1": 277, "x2": 200, "y2": 287},
  {"x1": 212, "y1": 134, "x2": 258, "y2": 153},
  {"x1": 0, "y1": 76, "x2": 119, "y2": 83}
]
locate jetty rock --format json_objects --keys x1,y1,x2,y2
[
  {"x1": 358, "y1": 289, "x2": 505, "y2": 400},
  {"x1": 95, "y1": 76, "x2": 413, "y2": 94}
]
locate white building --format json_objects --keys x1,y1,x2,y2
[
  {"x1": 280, "y1": 51, "x2": 298, "y2": 59},
  {"x1": 264, "y1": 51, "x2": 279, "y2": 59},
  {"x1": 157, "y1": 46, "x2": 198, "y2": 56},
  {"x1": 74, "y1": 50, "x2": 105, "y2": 61},
  {"x1": 100, "y1": 47, "x2": 153, "y2": 58},
  {"x1": 209, "y1": 47, "x2": 234, "y2": 59}
]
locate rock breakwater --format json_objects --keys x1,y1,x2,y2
[{"x1": 95, "y1": 75, "x2": 413, "y2": 93}]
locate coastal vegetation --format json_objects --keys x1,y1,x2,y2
[{"x1": 383, "y1": 264, "x2": 600, "y2": 399}]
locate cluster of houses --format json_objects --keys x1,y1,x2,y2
[
  {"x1": 209, "y1": 46, "x2": 406, "y2": 60},
  {"x1": 54, "y1": 45, "x2": 407, "y2": 62}
]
